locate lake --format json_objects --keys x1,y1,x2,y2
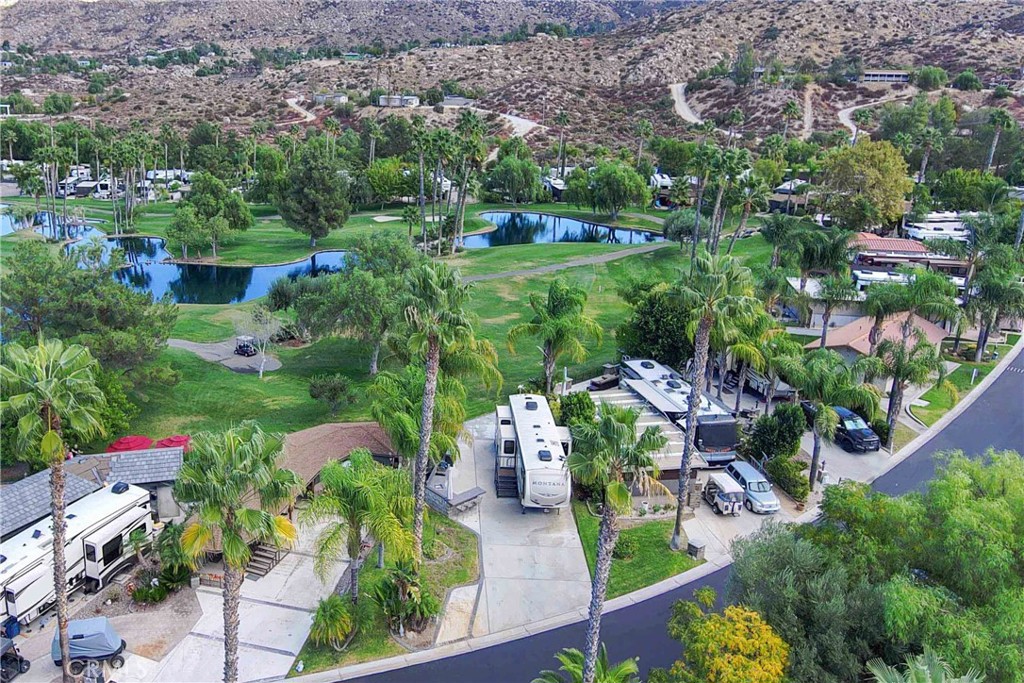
[{"x1": 466, "y1": 211, "x2": 664, "y2": 248}]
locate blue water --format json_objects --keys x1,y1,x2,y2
[
  {"x1": 15, "y1": 216, "x2": 347, "y2": 305},
  {"x1": 466, "y1": 211, "x2": 664, "y2": 248}
]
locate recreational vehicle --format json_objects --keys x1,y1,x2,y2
[
  {"x1": 0, "y1": 484, "x2": 152, "y2": 625},
  {"x1": 903, "y1": 212, "x2": 975, "y2": 243},
  {"x1": 619, "y1": 359, "x2": 740, "y2": 468},
  {"x1": 494, "y1": 395, "x2": 572, "y2": 513}
]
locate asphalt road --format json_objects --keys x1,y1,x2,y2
[{"x1": 351, "y1": 351, "x2": 1024, "y2": 683}]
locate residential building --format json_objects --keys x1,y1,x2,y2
[
  {"x1": 860, "y1": 69, "x2": 911, "y2": 83},
  {"x1": 806, "y1": 314, "x2": 948, "y2": 363},
  {"x1": 378, "y1": 94, "x2": 420, "y2": 108},
  {"x1": 1, "y1": 468, "x2": 101, "y2": 541},
  {"x1": 312, "y1": 91, "x2": 348, "y2": 106}
]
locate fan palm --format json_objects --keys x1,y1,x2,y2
[
  {"x1": 759, "y1": 334, "x2": 805, "y2": 415},
  {"x1": 710, "y1": 148, "x2": 751, "y2": 253},
  {"x1": 781, "y1": 100, "x2": 801, "y2": 141},
  {"x1": 875, "y1": 335, "x2": 954, "y2": 448},
  {"x1": 781, "y1": 350, "x2": 882, "y2": 492},
  {"x1": 174, "y1": 422, "x2": 302, "y2": 683},
  {"x1": 507, "y1": 278, "x2": 603, "y2": 394},
  {"x1": 889, "y1": 269, "x2": 961, "y2": 343},
  {"x1": 302, "y1": 449, "x2": 413, "y2": 609},
  {"x1": 725, "y1": 174, "x2": 770, "y2": 254},
  {"x1": 0, "y1": 339, "x2": 106, "y2": 683},
  {"x1": 985, "y1": 108, "x2": 1014, "y2": 172},
  {"x1": 728, "y1": 311, "x2": 777, "y2": 413},
  {"x1": 687, "y1": 143, "x2": 719, "y2": 260},
  {"x1": 670, "y1": 248, "x2": 759, "y2": 550},
  {"x1": 795, "y1": 227, "x2": 853, "y2": 290},
  {"x1": 863, "y1": 282, "x2": 907, "y2": 356},
  {"x1": 916, "y1": 127, "x2": 944, "y2": 182},
  {"x1": 569, "y1": 403, "x2": 667, "y2": 683},
  {"x1": 867, "y1": 646, "x2": 985, "y2": 683},
  {"x1": 400, "y1": 261, "x2": 476, "y2": 563},
  {"x1": 533, "y1": 645, "x2": 640, "y2": 683},
  {"x1": 760, "y1": 212, "x2": 804, "y2": 269},
  {"x1": 453, "y1": 109, "x2": 486, "y2": 250},
  {"x1": 817, "y1": 275, "x2": 859, "y2": 348},
  {"x1": 725, "y1": 107, "x2": 745, "y2": 147},
  {"x1": 967, "y1": 267, "x2": 1024, "y2": 362},
  {"x1": 634, "y1": 119, "x2": 653, "y2": 167}
]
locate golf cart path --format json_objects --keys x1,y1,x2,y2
[
  {"x1": 463, "y1": 242, "x2": 670, "y2": 282},
  {"x1": 837, "y1": 89, "x2": 917, "y2": 134},
  {"x1": 168, "y1": 339, "x2": 282, "y2": 373}
]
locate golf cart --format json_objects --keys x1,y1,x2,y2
[
  {"x1": 234, "y1": 335, "x2": 257, "y2": 357},
  {"x1": 1, "y1": 638, "x2": 30, "y2": 682},
  {"x1": 51, "y1": 618, "x2": 126, "y2": 675},
  {"x1": 702, "y1": 472, "x2": 744, "y2": 516}
]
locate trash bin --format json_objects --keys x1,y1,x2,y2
[
  {"x1": 687, "y1": 539, "x2": 706, "y2": 561},
  {"x1": 1, "y1": 616, "x2": 19, "y2": 639}
]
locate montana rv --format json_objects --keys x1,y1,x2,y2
[
  {"x1": 619, "y1": 359, "x2": 739, "y2": 468},
  {"x1": 494, "y1": 395, "x2": 572, "y2": 513},
  {"x1": 0, "y1": 484, "x2": 152, "y2": 625}
]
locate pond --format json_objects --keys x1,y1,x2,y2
[
  {"x1": 466, "y1": 211, "x2": 664, "y2": 248},
  {"x1": 16, "y1": 216, "x2": 347, "y2": 305}
]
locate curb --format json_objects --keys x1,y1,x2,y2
[{"x1": 285, "y1": 335, "x2": 1024, "y2": 683}]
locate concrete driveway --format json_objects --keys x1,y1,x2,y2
[
  {"x1": 442, "y1": 415, "x2": 591, "y2": 639},
  {"x1": 168, "y1": 338, "x2": 282, "y2": 374}
]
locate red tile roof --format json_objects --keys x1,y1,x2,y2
[{"x1": 851, "y1": 232, "x2": 930, "y2": 254}]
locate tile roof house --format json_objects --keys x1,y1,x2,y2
[
  {"x1": 1, "y1": 469, "x2": 101, "y2": 540},
  {"x1": 805, "y1": 314, "x2": 948, "y2": 361},
  {"x1": 850, "y1": 232, "x2": 930, "y2": 255}
]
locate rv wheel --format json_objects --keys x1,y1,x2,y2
[
  {"x1": 19, "y1": 660, "x2": 31, "y2": 673},
  {"x1": 110, "y1": 655, "x2": 125, "y2": 669},
  {"x1": 69, "y1": 661, "x2": 86, "y2": 676}
]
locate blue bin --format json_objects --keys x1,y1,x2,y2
[{"x1": 2, "y1": 615, "x2": 20, "y2": 638}]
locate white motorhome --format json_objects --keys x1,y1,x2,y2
[
  {"x1": 904, "y1": 211, "x2": 976, "y2": 243},
  {"x1": 494, "y1": 395, "x2": 572, "y2": 513},
  {"x1": 619, "y1": 359, "x2": 740, "y2": 468},
  {"x1": 0, "y1": 484, "x2": 152, "y2": 625}
]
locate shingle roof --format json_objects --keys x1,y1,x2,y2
[
  {"x1": 107, "y1": 447, "x2": 184, "y2": 485},
  {"x1": 0, "y1": 469, "x2": 101, "y2": 539},
  {"x1": 804, "y1": 314, "x2": 948, "y2": 356},
  {"x1": 281, "y1": 422, "x2": 395, "y2": 488}
]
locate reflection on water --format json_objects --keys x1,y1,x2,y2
[
  {"x1": 465, "y1": 212, "x2": 664, "y2": 248},
  {"x1": 8, "y1": 214, "x2": 347, "y2": 305}
]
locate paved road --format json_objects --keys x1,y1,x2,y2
[{"x1": 349, "y1": 351, "x2": 1023, "y2": 683}]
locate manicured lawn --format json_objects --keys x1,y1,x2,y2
[
  {"x1": 170, "y1": 303, "x2": 258, "y2": 342},
  {"x1": 787, "y1": 333, "x2": 819, "y2": 347},
  {"x1": 910, "y1": 360, "x2": 997, "y2": 427},
  {"x1": 572, "y1": 501, "x2": 698, "y2": 600},
  {"x1": 290, "y1": 512, "x2": 478, "y2": 675},
  {"x1": 892, "y1": 422, "x2": 918, "y2": 451}
]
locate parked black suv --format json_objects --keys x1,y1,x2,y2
[{"x1": 800, "y1": 401, "x2": 881, "y2": 452}]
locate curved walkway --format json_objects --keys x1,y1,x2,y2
[
  {"x1": 463, "y1": 242, "x2": 671, "y2": 282},
  {"x1": 168, "y1": 338, "x2": 282, "y2": 373},
  {"x1": 299, "y1": 339, "x2": 1024, "y2": 683},
  {"x1": 837, "y1": 89, "x2": 917, "y2": 134}
]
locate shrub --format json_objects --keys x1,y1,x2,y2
[
  {"x1": 159, "y1": 564, "x2": 192, "y2": 589},
  {"x1": 870, "y1": 418, "x2": 891, "y2": 446},
  {"x1": 914, "y1": 66, "x2": 948, "y2": 91},
  {"x1": 952, "y1": 69, "x2": 982, "y2": 91},
  {"x1": 993, "y1": 85, "x2": 1011, "y2": 99},
  {"x1": 309, "y1": 373, "x2": 356, "y2": 417},
  {"x1": 613, "y1": 534, "x2": 640, "y2": 560},
  {"x1": 310, "y1": 595, "x2": 354, "y2": 650},
  {"x1": 740, "y1": 403, "x2": 805, "y2": 461},
  {"x1": 132, "y1": 583, "x2": 169, "y2": 604},
  {"x1": 372, "y1": 561, "x2": 440, "y2": 633},
  {"x1": 764, "y1": 456, "x2": 809, "y2": 502},
  {"x1": 559, "y1": 391, "x2": 596, "y2": 427}
]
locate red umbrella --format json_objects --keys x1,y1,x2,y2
[
  {"x1": 154, "y1": 435, "x2": 191, "y2": 452},
  {"x1": 106, "y1": 435, "x2": 154, "y2": 452}
]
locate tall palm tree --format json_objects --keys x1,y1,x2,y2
[
  {"x1": 634, "y1": 119, "x2": 653, "y2": 168},
  {"x1": 795, "y1": 228, "x2": 852, "y2": 291},
  {"x1": 453, "y1": 109, "x2": 485, "y2": 250},
  {"x1": 302, "y1": 449, "x2": 414, "y2": 611},
  {"x1": 0, "y1": 339, "x2": 106, "y2": 683},
  {"x1": 710, "y1": 148, "x2": 751, "y2": 253},
  {"x1": 851, "y1": 108, "x2": 873, "y2": 144},
  {"x1": 985, "y1": 108, "x2": 1014, "y2": 172},
  {"x1": 175, "y1": 422, "x2": 301, "y2": 683},
  {"x1": 781, "y1": 100, "x2": 801, "y2": 141},
  {"x1": 323, "y1": 116, "x2": 341, "y2": 155},
  {"x1": 817, "y1": 275, "x2": 859, "y2": 347},
  {"x1": 401, "y1": 261, "x2": 474, "y2": 562},
  {"x1": 781, "y1": 350, "x2": 882, "y2": 491},
  {"x1": 533, "y1": 645, "x2": 640, "y2": 683},
  {"x1": 670, "y1": 249, "x2": 759, "y2": 551},
  {"x1": 759, "y1": 334, "x2": 804, "y2": 415},
  {"x1": 693, "y1": 119, "x2": 717, "y2": 145},
  {"x1": 555, "y1": 111, "x2": 571, "y2": 178},
  {"x1": 967, "y1": 266, "x2": 1024, "y2": 362},
  {"x1": 916, "y1": 127, "x2": 944, "y2": 182},
  {"x1": 729, "y1": 312, "x2": 776, "y2": 413},
  {"x1": 411, "y1": 115, "x2": 429, "y2": 251},
  {"x1": 365, "y1": 118, "x2": 383, "y2": 166},
  {"x1": 725, "y1": 174, "x2": 770, "y2": 254},
  {"x1": 507, "y1": 278, "x2": 603, "y2": 394},
  {"x1": 759, "y1": 212, "x2": 802, "y2": 269},
  {"x1": 875, "y1": 335, "x2": 954, "y2": 449},
  {"x1": 863, "y1": 282, "x2": 906, "y2": 356},
  {"x1": 867, "y1": 646, "x2": 985, "y2": 683},
  {"x1": 687, "y1": 143, "x2": 719, "y2": 261},
  {"x1": 887, "y1": 269, "x2": 961, "y2": 343},
  {"x1": 725, "y1": 107, "x2": 745, "y2": 148},
  {"x1": 569, "y1": 403, "x2": 667, "y2": 683}
]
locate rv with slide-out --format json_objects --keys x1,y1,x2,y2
[{"x1": 494, "y1": 394, "x2": 572, "y2": 514}]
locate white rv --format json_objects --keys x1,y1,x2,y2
[
  {"x1": 494, "y1": 395, "x2": 572, "y2": 513},
  {"x1": 0, "y1": 484, "x2": 152, "y2": 625},
  {"x1": 904, "y1": 211, "x2": 976, "y2": 243}
]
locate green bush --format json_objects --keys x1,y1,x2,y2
[
  {"x1": 371, "y1": 561, "x2": 440, "y2": 634},
  {"x1": 993, "y1": 85, "x2": 1011, "y2": 99},
  {"x1": 159, "y1": 564, "x2": 192, "y2": 589},
  {"x1": 764, "y1": 456, "x2": 809, "y2": 502},
  {"x1": 613, "y1": 534, "x2": 640, "y2": 560},
  {"x1": 914, "y1": 66, "x2": 948, "y2": 91},
  {"x1": 310, "y1": 594, "x2": 354, "y2": 649},
  {"x1": 132, "y1": 583, "x2": 169, "y2": 604},
  {"x1": 870, "y1": 418, "x2": 891, "y2": 446},
  {"x1": 952, "y1": 69, "x2": 982, "y2": 91},
  {"x1": 559, "y1": 391, "x2": 596, "y2": 427},
  {"x1": 740, "y1": 403, "x2": 805, "y2": 461}
]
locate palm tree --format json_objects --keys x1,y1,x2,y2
[
  {"x1": 916, "y1": 127, "x2": 944, "y2": 182},
  {"x1": 760, "y1": 212, "x2": 802, "y2": 269},
  {"x1": 323, "y1": 116, "x2": 341, "y2": 155},
  {"x1": 863, "y1": 282, "x2": 907, "y2": 356},
  {"x1": 302, "y1": 449, "x2": 414, "y2": 611},
  {"x1": 781, "y1": 100, "x2": 801, "y2": 141},
  {"x1": 817, "y1": 275, "x2": 859, "y2": 347},
  {"x1": 453, "y1": 109, "x2": 485, "y2": 250},
  {"x1": 365, "y1": 118, "x2": 383, "y2": 166},
  {"x1": 759, "y1": 334, "x2": 804, "y2": 415},
  {"x1": 670, "y1": 249, "x2": 759, "y2": 550},
  {"x1": 795, "y1": 228, "x2": 852, "y2": 291},
  {"x1": 693, "y1": 119, "x2": 717, "y2": 145},
  {"x1": 569, "y1": 403, "x2": 667, "y2": 683},
  {"x1": 411, "y1": 115, "x2": 429, "y2": 251},
  {"x1": 875, "y1": 335, "x2": 953, "y2": 449},
  {"x1": 507, "y1": 278, "x2": 603, "y2": 394},
  {"x1": 729, "y1": 312, "x2": 776, "y2": 413},
  {"x1": 709, "y1": 147, "x2": 751, "y2": 253},
  {"x1": 725, "y1": 107, "x2": 745, "y2": 147},
  {"x1": 634, "y1": 119, "x2": 653, "y2": 168},
  {"x1": 175, "y1": 422, "x2": 302, "y2": 683},
  {"x1": 725, "y1": 175, "x2": 770, "y2": 254},
  {"x1": 867, "y1": 646, "x2": 985, "y2": 683},
  {"x1": 781, "y1": 350, "x2": 882, "y2": 491},
  {"x1": 888, "y1": 269, "x2": 961, "y2": 343},
  {"x1": 687, "y1": 143, "x2": 719, "y2": 260},
  {"x1": 985, "y1": 108, "x2": 1014, "y2": 172},
  {"x1": 533, "y1": 645, "x2": 640, "y2": 683},
  {"x1": 555, "y1": 111, "x2": 571, "y2": 178},
  {"x1": 401, "y1": 261, "x2": 474, "y2": 563},
  {"x1": 851, "y1": 108, "x2": 872, "y2": 144},
  {"x1": 0, "y1": 339, "x2": 106, "y2": 683},
  {"x1": 967, "y1": 267, "x2": 1024, "y2": 362}
]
